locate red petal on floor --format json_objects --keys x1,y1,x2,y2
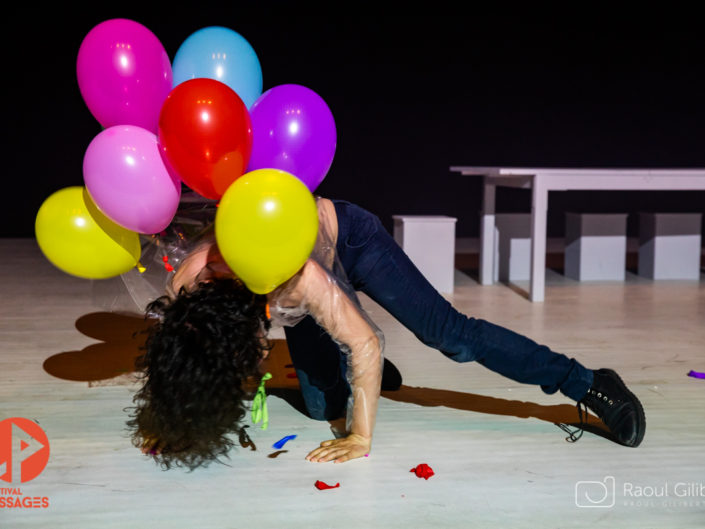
[
  {"x1": 315, "y1": 480, "x2": 340, "y2": 490},
  {"x1": 410, "y1": 463, "x2": 435, "y2": 480}
]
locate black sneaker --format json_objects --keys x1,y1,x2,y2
[
  {"x1": 381, "y1": 357, "x2": 402, "y2": 391},
  {"x1": 559, "y1": 368, "x2": 646, "y2": 447}
]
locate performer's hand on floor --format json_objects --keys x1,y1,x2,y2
[{"x1": 305, "y1": 433, "x2": 371, "y2": 464}]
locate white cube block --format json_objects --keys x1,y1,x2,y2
[
  {"x1": 393, "y1": 215, "x2": 457, "y2": 294},
  {"x1": 638, "y1": 213, "x2": 702, "y2": 280},
  {"x1": 565, "y1": 213, "x2": 628, "y2": 281},
  {"x1": 493, "y1": 213, "x2": 531, "y2": 282}
]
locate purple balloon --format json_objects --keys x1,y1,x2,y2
[
  {"x1": 83, "y1": 126, "x2": 181, "y2": 234},
  {"x1": 77, "y1": 19, "x2": 173, "y2": 133},
  {"x1": 248, "y1": 84, "x2": 336, "y2": 192}
]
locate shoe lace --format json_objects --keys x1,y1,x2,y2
[{"x1": 557, "y1": 401, "x2": 589, "y2": 443}]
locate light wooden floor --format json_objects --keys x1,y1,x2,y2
[{"x1": 1, "y1": 238, "x2": 704, "y2": 528}]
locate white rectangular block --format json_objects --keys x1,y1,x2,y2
[
  {"x1": 393, "y1": 215, "x2": 457, "y2": 294},
  {"x1": 493, "y1": 213, "x2": 531, "y2": 282},
  {"x1": 638, "y1": 213, "x2": 702, "y2": 280},
  {"x1": 564, "y1": 213, "x2": 628, "y2": 281}
]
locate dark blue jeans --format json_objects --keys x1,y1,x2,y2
[{"x1": 284, "y1": 200, "x2": 594, "y2": 420}]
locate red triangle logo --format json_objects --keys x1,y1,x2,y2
[{"x1": 20, "y1": 440, "x2": 29, "y2": 451}]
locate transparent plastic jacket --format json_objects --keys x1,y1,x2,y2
[
  {"x1": 267, "y1": 197, "x2": 384, "y2": 440},
  {"x1": 92, "y1": 192, "x2": 218, "y2": 316},
  {"x1": 96, "y1": 192, "x2": 384, "y2": 441}
]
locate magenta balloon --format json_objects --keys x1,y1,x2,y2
[
  {"x1": 248, "y1": 84, "x2": 337, "y2": 192},
  {"x1": 77, "y1": 19, "x2": 173, "y2": 133},
  {"x1": 83, "y1": 126, "x2": 181, "y2": 234}
]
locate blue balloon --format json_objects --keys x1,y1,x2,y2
[{"x1": 172, "y1": 26, "x2": 263, "y2": 108}]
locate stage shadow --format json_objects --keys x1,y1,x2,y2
[
  {"x1": 43, "y1": 315, "x2": 612, "y2": 443},
  {"x1": 498, "y1": 280, "x2": 530, "y2": 300},
  {"x1": 44, "y1": 314, "x2": 301, "y2": 390},
  {"x1": 381, "y1": 385, "x2": 612, "y2": 442},
  {"x1": 43, "y1": 312, "x2": 155, "y2": 385},
  {"x1": 266, "y1": 381, "x2": 611, "y2": 443}
]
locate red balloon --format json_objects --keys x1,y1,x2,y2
[{"x1": 158, "y1": 78, "x2": 253, "y2": 199}]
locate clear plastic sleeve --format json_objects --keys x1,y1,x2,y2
[
  {"x1": 91, "y1": 190, "x2": 218, "y2": 315},
  {"x1": 267, "y1": 199, "x2": 384, "y2": 440}
]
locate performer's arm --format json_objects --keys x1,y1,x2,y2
[{"x1": 295, "y1": 259, "x2": 383, "y2": 463}]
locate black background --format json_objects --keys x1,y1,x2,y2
[{"x1": 5, "y1": 5, "x2": 704, "y2": 239}]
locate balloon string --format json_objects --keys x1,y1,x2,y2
[{"x1": 251, "y1": 372, "x2": 272, "y2": 429}]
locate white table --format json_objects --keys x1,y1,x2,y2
[{"x1": 449, "y1": 167, "x2": 705, "y2": 302}]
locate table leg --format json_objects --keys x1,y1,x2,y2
[
  {"x1": 480, "y1": 179, "x2": 496, "y2": 285},
  {"x1": 530, "y1": 179, "x2": 548, "y2": 302}
]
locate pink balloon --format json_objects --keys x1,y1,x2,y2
[
  {"x1": 83, "y1": 126, "x2": 181, "y2": 234},
  {"x1": 77, "y1": 19, "x2": 173, "y2": 133}
]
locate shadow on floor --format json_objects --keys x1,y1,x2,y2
[
  {"x1": 43, "y1": 312, "x2": 611, "y2": 442},
  {"x1": 42, "y1": 312, "x2": 302, "y2": 391},
  {"x1": 43, "y1": 312, "x2": 154, "y2": 384},
  {"x1": 381, "y1": 385, "x2": 611, "y2": 442}
]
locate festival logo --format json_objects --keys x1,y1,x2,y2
[{"x1": 0, "y1": 417, "x2": 50, "y2": 484}]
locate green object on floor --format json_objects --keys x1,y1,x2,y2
[{"x1": 251, "y1": 372, "x2": 272, "y2": 429}]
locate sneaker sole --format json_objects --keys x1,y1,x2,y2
[{"x1": 600, "y1": 368, "x2": 646, "y2": 447}]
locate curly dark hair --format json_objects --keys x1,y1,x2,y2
[{"x1": 126, "y1": 278, "x2": 272, "y2": 471}]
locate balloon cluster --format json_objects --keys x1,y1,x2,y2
[{"x1": 36, "y1": 19, "x2": 332, "y2": 290}]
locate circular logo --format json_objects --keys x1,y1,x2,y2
[{"x1": 0, "y1": 417, "x2": 50, "y2": 483}]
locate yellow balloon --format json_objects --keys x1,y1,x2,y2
[
  {"x1": 35, "y1": 187, "x2": 141, "y2": 279},
  {"x1": 215, "y1": 169, "x2": 319, "y2": 294}
]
